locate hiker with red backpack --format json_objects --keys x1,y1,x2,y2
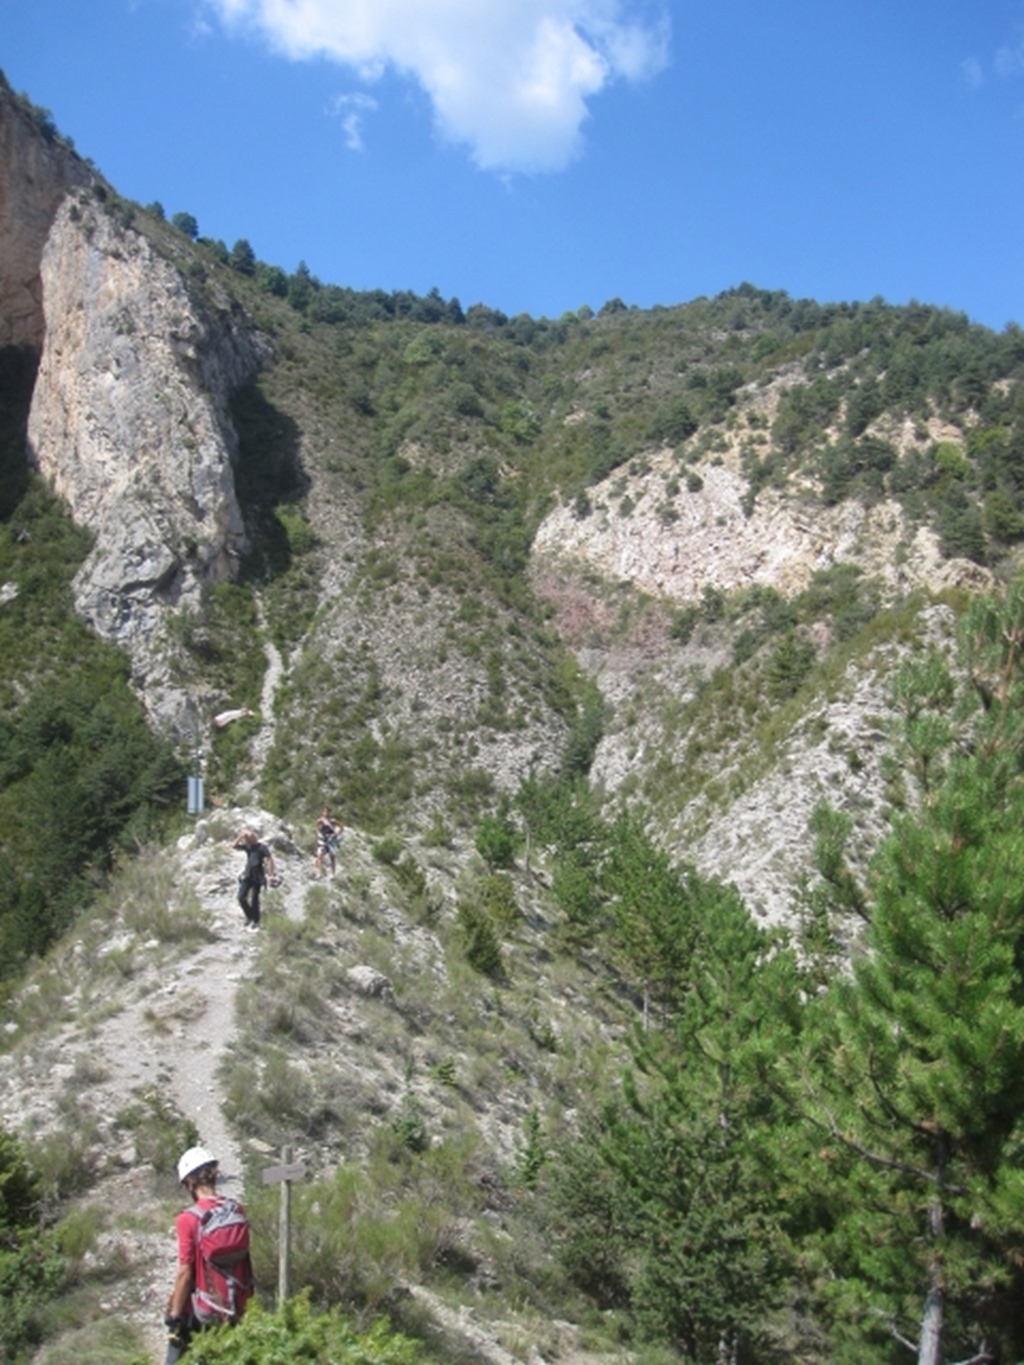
[{"x1": 164, "y1": 1146, "x2": 253, "y2": 1362}]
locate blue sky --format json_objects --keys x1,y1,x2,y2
[{"x1": 5, "y1": 0, "x2": 1024, "y2": 331}]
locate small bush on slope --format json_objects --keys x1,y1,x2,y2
[{"x1": 185, "y1": 1292, "x2": 419, "y2": 1364}]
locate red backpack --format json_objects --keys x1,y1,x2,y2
[{"x1": 184, "y1": 1197, "x2": 253, "y2": 1325}]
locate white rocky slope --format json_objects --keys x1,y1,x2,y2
[{"x1": 530, "y1": 399, "x2": 993, "y2": 923}]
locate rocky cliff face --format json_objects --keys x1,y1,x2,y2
[
  {"x1": 0, "y1": 79, "x2": 269, "y2": 734},
  {"x1": 0, "y1": 76, "x2": 88, "y2": 349},
  {"x1": 27, "y1": 195, "x2": 269, "y2": 730}
]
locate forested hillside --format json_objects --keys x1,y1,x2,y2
[{"x1": 3, "y1": 78, "x2": 1024, "y2": 1364}]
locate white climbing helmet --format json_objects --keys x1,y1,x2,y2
[{"x1": 177, "y1": 1145, "x2": 218, "y2": 1184}]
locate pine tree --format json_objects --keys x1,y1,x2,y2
[
  {"x1": 782, "y1": 582, "x2": 1024, "y2": 1364},
  {"x1": 568, "y1": 876, "x2": 805, "y2": 1360},
  {"x1": 602, "y1": 812, "x2": 702, "y2": 1026}
]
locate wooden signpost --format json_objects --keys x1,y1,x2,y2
[{"x1": 261, "y1": 1145, "x2": 308, "y2": 1304}]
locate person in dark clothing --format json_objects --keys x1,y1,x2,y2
[{"x1": 232, "y1": 829, "x2": 275, "y2": 932}]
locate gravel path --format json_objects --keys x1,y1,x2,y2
[{"x1": 0, "y1": 807, "x2": 314, "y2": 1362}]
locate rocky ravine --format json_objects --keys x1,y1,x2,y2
[{"x1": 530, "y1": 419, "x2": 989, "y2": 923}]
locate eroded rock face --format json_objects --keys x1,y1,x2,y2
[
  {"x1": 532, "y1": 451, "x2": 991, "y2": 607},
  {"x1": 0, "y1": 80, "x2": 270, "y2": 733},
  {"x1": 26, "y1": 196, "x2": 269, "y2": 731},
  {"x1": 0, "y1": 78, "x2": 89, "y2": 348}
]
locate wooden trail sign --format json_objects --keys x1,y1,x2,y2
[
  {"x1": 261, "y1": 1159, "x2": 308, "y2": 1185},
  {"x1": 261, "y1": 1145, "x2": 308, "y2": 1304}
]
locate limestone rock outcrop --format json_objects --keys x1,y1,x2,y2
[
  {"x1": 27, "y1": 193, "x2": 269, "y2": 730},
  {"x1": 0, "y1": 75, "x2": 88, "y2": 348},
  {"x1": 532, "y1": 447, "x2": 992, "y2": 608},
  {"x1": 0, "y1": 77, "x2": 271, "y2": 733}
]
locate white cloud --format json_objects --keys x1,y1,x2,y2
[
  {"x1": 327, "y1": 91, "x2": 378, "y2": 152},
  {"x1": 205, "y1": 0, "x2": 670, "y2": 172},
  {"x1": 961, "y1": 56, "x2": 983, "y2": 90},
  {"x1": 995, "y1": 32, "x2": 1024, "y2": 79}
]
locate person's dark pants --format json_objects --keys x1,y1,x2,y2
[
  {"x1": 164, "y1": 1319, "x2": 194, "y2": 1363},
  {"x1": 238, "y1": 874, "x2": 262, "y2": 926}
]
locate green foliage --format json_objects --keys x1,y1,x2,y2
[
  {"x1": 938, "y1": 486, "x2": 987, "y2": 562},
  {"x1": 372, "y1": 835, "x2": 403, "y2": 866},
  {"x1": 562, "y1": 684, "x2": 604, "y2": 781},
  {"x1": 475, "y1": 872, "x2": 519, "y2": 933},
  {"x1": 185, "y1": 1292, "x2": 420, "y2": 1363},
  {"x1": 647, "y1": 394, "x2": 698, "y2": 446},
  {"x1": 171, "y1": 211, "x2": 198, "y2": 240},
  {"x1": 818, "y1": 435, "x2": 897, "y2": 506},
  {"x1": 772, "y1": 375, "x2": 842, "y2": 456},
  {"x1": 515, "y1": 1107, "x2": 546, "y2": 1190},
  {"x1": 601, "y1": 812, "x2": 701, "y2": 1013},
  {"x1": 0, "y1": 664, "x2": 183, "y2": 971},
  {"x1": 500, "y1": 399, "x2": 540, "y2": 444},
  {"x1": 764, "y1": 628, "x2": 816, "y2": 699},
  {"x1": 797, "y1": 563, "x2": 879, "y2": 640},
  {"x1": 0, "y1": 1125, "x2": 68, "y2": 1362},
  {"x1": 772, "y1": 578, "x2": 1024, "y2": 1362},
  {"x1": 0, "y1": 480, "x2": 184, "y2": 973},
  {"x1": 390, "y1": 1091, "x2": 429, "y2": 1154},
  {"x1": 230, "y1": 238, "x2": 256, "y2": 275},
  {"x1": 113, "y1": 1089, "x2": 199, "y2": 1179},
  {"x1": 551, "y1": 881, "x2": 802, "y2": 1360},
  {"x1": 667, "y1": 603, "x2": 699, "y2": 643},
  {"x1": 241, "y1": 1142, "x2": 486, "y2": 1331},
  {"x1": 474, "y1": 813, "x2": 516, "y2": 869},
  {"x1": 983, "y1": 488, "x2": 1024, "y2": 544},
  {"x1": 517, "y1": 776, "x2": 606, "y2": 925},
  {"x1": 456, "y1": 898, "x2": 505, "y2": 980},
  {"x1": 0, "y1": 1126, "x2": 39, "y2": 1236},
  {"x1": 0, "y1": 1229, "x2": 67, "y2": 1362}
]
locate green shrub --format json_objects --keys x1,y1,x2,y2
[
  {"x1": 477, "y1": 872, "x2": 519, "y2": 933},
  {"x1": 390, "y1": 1092, "x2": 429, "y2": 1154},
  {"x1": 0, "y1": 1231, "x2": 67, "y2": 1362},
  {"x1": 0, "y1": 1125, "x2": 69, "y2": 1361},
  {"x1": 516, "y1": 1107, "x2": 546, "y2": 1190},
  {"x1": 186, "y1": 1292, "x2": 420, "y2": 1363},
  {"x1": 475, "y1": 814, "x2": 516, "y2": 869},
  {"x1": 764, "y1": 631, "x2": 816, "y2": 700},
  {"x1": 456, "y1": 901, "x2": 504, "y2": 980},
  {"x1": 392, "y1": 855, "x2": 427, "y2": 899},
  {"x1": 372, "y1": 836, "x2": 403, "y2": 866}
]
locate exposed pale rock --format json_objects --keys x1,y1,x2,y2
[
  {"x1": 532, "y1": 445, "x2": 984, "y2": 925},
  {"x1": 533, "y1": 451, "x2": 992, "y2": 605},
  {"x1": 346, "y1": 965, "x2": 393, "y2": 998},
  {"x1": 27, "y1": 196, "x2": 270, "y2": 731}
]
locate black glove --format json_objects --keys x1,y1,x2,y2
[{"x1": 165, "y1": 1315, "x2": 184, "y2": 1341}]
